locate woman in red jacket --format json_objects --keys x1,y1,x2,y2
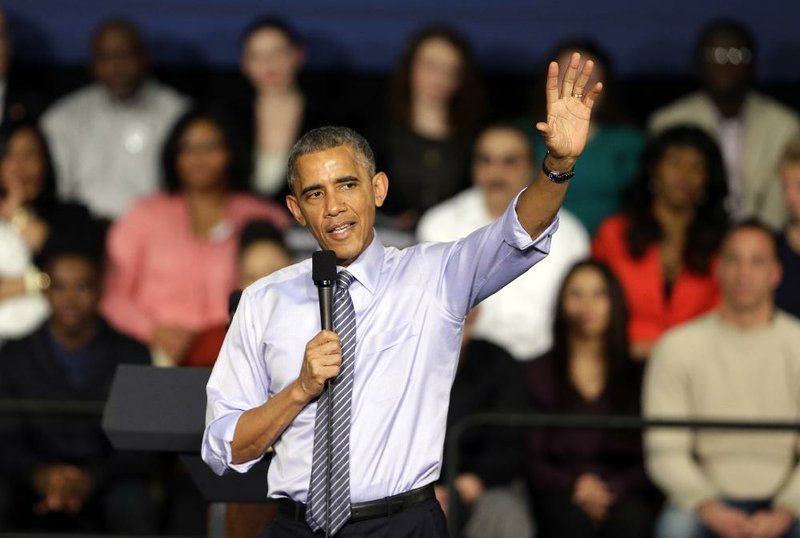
[{"x1": 593, "y1": 126, "x2": 729, "y2": 359}]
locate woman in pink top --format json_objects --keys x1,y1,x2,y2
[{"x1": 101, "y1": 108, "x2": 291, "y2": 364}]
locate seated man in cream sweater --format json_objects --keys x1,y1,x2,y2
[{"x1": 644, "y1": 220, "x2": 800, "y2": 538}]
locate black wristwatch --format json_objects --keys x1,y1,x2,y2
[{"x1": 542, "y1": 152, "x2": 575, "y2": 184}]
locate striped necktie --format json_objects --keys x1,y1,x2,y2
[{"x1": 307, "y1": 270, "x2": 356, "y2": 534}]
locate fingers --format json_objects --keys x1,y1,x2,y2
[
  {"x1": 582, "y1": 81, "x2": 604, "y2": 109},
  {"x1": 560, "y1": 52, "x2": 580, "y2": 98},
  {"x1": 572, "y1": 59, "x2": 594, "y2": 97},
  {"x1": 545, "y1": 61, "x2": 559, "y2": 108}
]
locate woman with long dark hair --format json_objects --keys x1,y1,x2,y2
[
  {"x1": 378, "y1": 25, "x2": 484, "y2": 229},
  {"x1": 526, "y1": 260, "x2": 657, "y2": 538},
  {"x1": 101, "y1": 108, "x2": 289, "y2": 365},
  {"x1": 0, "y1": 123, "x2": 94, "y2": 342},
  {"x1": 593, "y1": 125, "x2": 729, "y2": 359}
]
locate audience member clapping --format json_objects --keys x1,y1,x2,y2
[
  {"x1": 593, "y1": 126, "x2": 729, "y2": 359},
  {"x1": 526, "y1": 260, "x2": 657, "y2": 538},
  {"x1": 41, "y1": 19, "x2": 190, "y2": 221},
  {"x1": 100, "y1": 108, "x2": 290, "y2": 366},
  {"x1": 377, "y1": 25, "x2": 484, "y2": 229},
  {"x1": 649, "y1": 19, "x2": 800, "y2": 230},
  {"x1": 0, "y1": 124, "x2": 94, "y2": 344}
]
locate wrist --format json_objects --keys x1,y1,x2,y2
[
  {"x1": 543, "y1": 152, "x2": 577, "y2": 173},
  {"x1": 23, "y1": 266, "x2": 50, "y2": 294},
  {"x1": 291, "y1": 379, "x2": 314, "y2": 405},
  {"x1": 9, "y1": 207, "x2": 31, "y2": 233}
]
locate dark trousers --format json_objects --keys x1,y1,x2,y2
[
  {"x1": 262, "y1": 498, "x2": 449, "y2": 537},
  {"x1": 534, "y1": 491, "x2": 656, "y2": 538}
]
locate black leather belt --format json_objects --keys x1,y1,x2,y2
[{"x1": 277, "y1": 483, "x2": 435, "y2": 524}]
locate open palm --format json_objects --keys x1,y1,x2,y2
[{"x1": 536, "y1": 53, "x2": 603, "y2": 161}]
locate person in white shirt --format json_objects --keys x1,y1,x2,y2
[
  {"x1": 41, "y1": 19, "x2": 189, "y2": 220},
  {"x1": 417, "y1": 123, "x2": 589, "y2": 360}
]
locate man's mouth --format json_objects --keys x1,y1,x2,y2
[{"x1": 327, "y1": 222, "x2": 355, "y2": 239}]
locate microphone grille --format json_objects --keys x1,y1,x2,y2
[{"x1": 312, "y1": 250, "x2": 337, "y2": 283}]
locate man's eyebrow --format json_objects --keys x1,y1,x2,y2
[{"x1": 300, "y1": 176, "x2": 360, "y2": 196}]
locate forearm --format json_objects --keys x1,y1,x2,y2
[
  {"x1": 516, "y1": 154, "x2": 574, "y2": 238},
  {"x1": 0, "y1": 277, "x2": 25, "y2": 300},
  {"x1": 231, "y1": 379, "x2": 311, "y2": 464}
]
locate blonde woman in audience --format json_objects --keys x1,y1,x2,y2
[{"x1": 101, "y1": 108, "x2": 290, "y2": 365}]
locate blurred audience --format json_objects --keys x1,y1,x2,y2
[
  {"x1": 183, "y1": 219, "x2": 293, "y2": 367},
  {"x1": 0, "y1": 10, "x2": 45, "y2": 135},
  {"x1": 526, "y1": 261, "x2": 657, "y2": 538},
  {"x1": 41, "y1": 19, "x2": 189, "y2": 220},
  {"x1": 0, "y1": 124, "x2": 94, "y2": 344},
  {"x1": 644, "y1": 220, "x2": 800, "y2": 538},
  {"x1": 649, "y1": 19, "x2": 800, "y2": 230},
  {"x1": 0, "y1": 238, "x2": 157, "y2": 534},
  {"x1": 418, "y1": 123, "x2": 588, "y2": 359},
  {"x1": 376, "y1": 25, "x2": 484, "y2": 229},
  {"x1": 437, "y1": 308, "x2": 534, "y2": 538},
  {"x1": 100, "y1": 108, "x2": 290, "y2": 366},
  {"x1": 593, "y1": 126, "x2": 729, "y2": 359},
  {"x1": 777, "y1": 136, "x2": 800, "y2": 319},
  {"x1": 232, "y1": 16, "x2": 329, "y2": 198},
  {"x1": 524, "y1": 40, "x2": 644, "y2": 235}
]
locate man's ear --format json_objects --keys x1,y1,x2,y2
[
  {"x1": 286, "y1": 195, "x2": 306, "y2": 226},
  {"x1": 372, "y1": 172, "x2": 389, "y2": 208}
]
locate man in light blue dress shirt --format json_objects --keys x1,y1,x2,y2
[{"x1": 202, "y1": 54, "x2": 603, "y2": 536}]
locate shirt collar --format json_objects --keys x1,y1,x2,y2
[{"x1": 337, "y1": 231, "x2": 383, "y2": 296}]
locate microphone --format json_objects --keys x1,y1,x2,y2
[
  {"x1": 312, "y1": 250, "x2": 337, "y2": 331},
  {"x1": 312, "y1": 250, "x2": 337, "y2": 538}
]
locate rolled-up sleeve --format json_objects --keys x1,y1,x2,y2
[
  {"x1": 437, "y1": 188, "x2": 559, "y2": 318},
  {"x1": 201, "y1": 288, "x2": 270, "y2": 475}
]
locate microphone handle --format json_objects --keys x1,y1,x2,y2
[{"x1": 318, "y1": 283, "x2": 333, "y2": 331}]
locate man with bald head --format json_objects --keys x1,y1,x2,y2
[
  {"x1": 418, "y1": 123, "x2": 589, "y2": 360},
  {"x1": 41, "y1": 19, "x2": 189, "y2": 220}
]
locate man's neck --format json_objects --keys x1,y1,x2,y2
[
  {"x1": 719, "y1": 301, "x2": 774, "y2": 329},
  {"x1": 50, "y1": 319, "x2": 98, "y2": 353},
  {"x1": 710, "y1": 91, "x2": 747, "y2": 119}
]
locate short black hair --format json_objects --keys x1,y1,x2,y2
[
  {"x1": 287, "y1": 126, "x2": 375, "y2": 193},
  {"x1": 39, "y1": 224, "x2": 105, "y2": 276},
  {"x1": 695, "y1": 19, "x2": 756, "y2": 63},
  {"x1": 238, "y1": 219, "x2": 290, "y2": 258},
  {"x1": 92, "y1": 18, "x2": 146, "y2": 55},
  {"x1": 240, "y1": 15, "x2": 302, "y2": 49},
  {"x1": 720, "y1": 218, "x2": 779, "y2": 259},
  {"x1": 161, "y1": 107, "x2": 252, "y2": 193}
]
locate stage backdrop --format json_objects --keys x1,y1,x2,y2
[{"x1": 4, "y1": 0, "x2": 799, "y2": 79}]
